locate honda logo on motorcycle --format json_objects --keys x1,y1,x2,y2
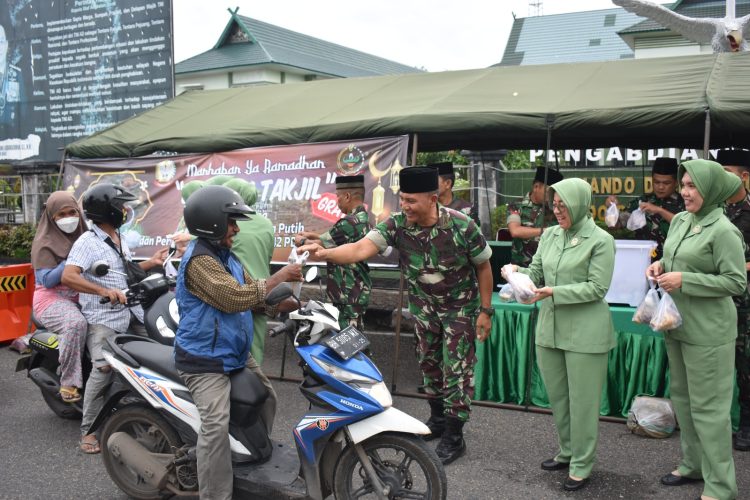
[{"x1": 316, "y1": 419, "x2": 329, "y2": 431}]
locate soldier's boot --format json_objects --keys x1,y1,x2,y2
[
  {"x1": 423, "y1": 399, "x2": 446, "y2": 441},
  {"x1": 735, "y1": 428, "x2": 750, "y2": 451},
  {"x1": 435, "y1": 417, "x2": 466, "y2": 465}
]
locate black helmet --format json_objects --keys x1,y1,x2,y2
[
  {"x1": 82, "y1": 184, "x2": 137, "y2": 228},
  {"x1": 184, "y1": 185, "x2": 252, "y2": 239}
]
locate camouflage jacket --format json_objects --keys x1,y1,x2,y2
[
  {"x1": 319, "y1": 205, "x2": 372, "y2": 307},
  {"x1": 446, "y1": 195, "x2": 479, "y2": 225},
  {"x1": 726, "y1": 192, "x2": 750, "y2": 315},
  {"x1": 507, "y1": 194, "x2": 557, "y2": 266},
  {"x1": 366, "y1": 205, "x2": 492, "y2": 310},
  {"x1": 624, "y1": 192, "x2": 684, "y2": 261}
]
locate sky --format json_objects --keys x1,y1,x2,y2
[{"x1": 173, "y1": 0, "x2": 619, "y2": 72}]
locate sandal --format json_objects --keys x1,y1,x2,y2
[
  {"x1": 79, "y1": 436, "x2": 101, "y2": 454},
  {"x1": 60, "y1": 386, "x2": 81, "y2": 403}
]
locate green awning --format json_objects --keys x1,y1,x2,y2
[{"x1": 66, "y1": 52, "x2": 750, "y2": 158}]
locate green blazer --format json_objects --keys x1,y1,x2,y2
[
  {"x1": 660, "y1": 207, "x2": 746, "y2": 346},
  {"x1": 519, "y1": 217, "x2": 616, "y2": 354}
]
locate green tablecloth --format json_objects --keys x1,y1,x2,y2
[{"x1": 475, "y1": 296, "x2": 739, "y2": 425}]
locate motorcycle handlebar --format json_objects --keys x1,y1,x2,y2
[{"x1": 269, "y1": 318, "x2": 296, "y2": 338}]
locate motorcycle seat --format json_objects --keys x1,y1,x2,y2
[
  {"x1": 229, "y1": 368, "x2": 269, "y2": 407},
  {"x1": 121, "y1": 341, "x2": 182, "y2": 382}
]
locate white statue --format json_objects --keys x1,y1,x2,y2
[{"x1": 612, "y1": 0, "x2": 750, "y2": 52}]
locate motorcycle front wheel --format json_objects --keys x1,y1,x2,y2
[
  {"x1": 101, "y1": 405, "x2": 186, "y2": 500},
  {"x1": 333, "y1": 432, "x2": 447, "y2": 500}
]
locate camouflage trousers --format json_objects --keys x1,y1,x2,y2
[
  {"x1": 412, "y1": 301, "x2": 477, "y2": 422},
  {"x1": 737, "y1": 308, "x2": 750, "y2": 429},
  {"x1": 334, "y1": 304, "x2": 364, "y2": 331}
]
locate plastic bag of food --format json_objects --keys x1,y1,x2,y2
[
  {"x1": 626, "y1": 395, "x2": 676, "y2": 439},
  {"x1": 605, "y1": 203, "x2": 619, "y2": 228},
  {"x1": 506, "y1": 271, "x2": 537, "y2": 304},
  {"x1": 498, "y1": 283, "x2": 515, "y2": 303},
  {"x1": 627, "y1": 207, "x2": 647, "y2": 231},
  {"x1": 632, "y1": 281, "x2": 659, "y2": 324},
  {"x1": 649, "y1": 291, "x2": 682, "y2": 331}
]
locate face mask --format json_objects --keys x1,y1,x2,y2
[{"x1": 56, "y1": 216, "x2": 80, "y2": 234}]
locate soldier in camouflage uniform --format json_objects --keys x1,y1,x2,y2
[
  {"x1": 295, "y1": 175, "x2": 371, "y2": 329},
  {"x1": 606, "y1": 157, "x2": 684, "y2": 261},
  {"x1": 720, "y1": 148, "x2": 750, "y2": 451},
  {"x1": 430, "y1": 161, "x2": 480, "y2": 225},
  {"x1": 507, "y1": 167, "x2": 563, "y2": 266},
  {"x1": 299, "y1": 166, "x2": 493, "y2": 466}
]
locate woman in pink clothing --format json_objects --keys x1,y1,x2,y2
[{"x1": 30, "y1": 191, "x2": 88, "y2": 403}]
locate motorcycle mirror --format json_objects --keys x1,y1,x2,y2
[
  {"x1": 266, "y1": 283, "x2": 294, "y2": 305},
  {"x1": 90, "y1": 260, "x2": 110, "y2": 277},
  {"x1": 304, "y1": 266, "x2": 318, "y2": 283}
]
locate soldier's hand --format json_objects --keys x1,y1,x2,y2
[
  {"x1": 605, "y1": 195, "x2": 618, "y2": 207},
  {"x1": 299, "y1": 243, "x2": 327, "y2": 260},
  {"x1": 639, "y1": 202, "x2": 659, "y2": 215},
  {"x1": 476, "y1": 313, "x2": 492, "y2": 342}
]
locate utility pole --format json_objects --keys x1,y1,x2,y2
[{"x1": 529, "y1": 0, "x2": 543, "y2": 17}]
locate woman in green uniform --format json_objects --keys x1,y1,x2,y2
[
  {"x1": 647, "y1": 159, "x2": 745, "y2": 500},
  {"x1": 503, "y1": 177, "x2": 616, "y2": 492}
]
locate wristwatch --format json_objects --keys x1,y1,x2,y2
[{"x1": 479, "y1": 306, "x2": 494, "y2": 317}]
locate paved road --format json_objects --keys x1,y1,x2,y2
[{"x1": 2, "y1": 330, "x2": 749, "y2": 500}]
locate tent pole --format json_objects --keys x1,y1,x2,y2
[
  {"x1": 390, "y1": 134, "x2": 418, "y2": 392},
  {"x1": 703, "y1": 109, "x2": 711, "y2": 158}
]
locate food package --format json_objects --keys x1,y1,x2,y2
[
  {"x1": 626, "y1": 396, "x2": 676, "y2": 439},
  {"x1": 605, "y1": 203, "x2": 619, "y2": 228},
  {"x1": 649, "y1": 291, "x2": 683, "y2": 332},
  {"x1": 498, "y1": 283, "x2": 515, "y2": 303},
  {"x1": 627, "y1": 207, "x2": 647, "y2": 231},
  {"x1": 506, "y1": 271, "x2": 536, "y2": 304},
  {"x1": 632, "y1": 282, "x2": 659, "y2": 324}
]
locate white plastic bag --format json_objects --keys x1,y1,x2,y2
[
  {"x1": 632, "y1": 281, "x2": 659, "y2": 324},
  {"x1": 506, "y1": 271, "x2": 537, "y2": 304},
  {"x1": 627, "y1": 208, "x2": 647, "y2": 231},
  {"x1": 649, "y1": 291, "x2": 682, "y2": 332},
  {"x1": 287, "y1": 246, "x2": 308, "y2": 297},
  {"x1": 498, "y1": 283, "x2": 515, "y2": 303},
  {"x1": 605, "y1": 203, "x2": 619, "y2": 228},
  {"x1": 626, "y1": 396, "x2": 676, "y2": 439}
]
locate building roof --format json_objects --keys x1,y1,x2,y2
[
  {"x1": 175, "y1": 12, "x2": 422, "y2": 77},
  {"x1": 619, "y1": 0, "x2": 750, "y2": 35},
  {"x1": 498, "y1": 7, "x2": 641, "y2": 66}
]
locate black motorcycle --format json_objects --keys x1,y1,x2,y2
[{"x1": 15, "y1": 256, "x2": 178, "y2": 419}]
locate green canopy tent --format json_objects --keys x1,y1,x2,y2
[{"x1": 66, "y1": 52, "x2": 750, "y2": 158}]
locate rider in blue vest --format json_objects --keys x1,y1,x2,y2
[{"x1": 175, "y1": 185, "x2": 301, "y2": 500}]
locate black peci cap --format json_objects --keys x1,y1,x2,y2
[
  {"x1": 335, "y1": 174, "x2": 365, "y2": 189},
  {"x1": 533, "y1": 167, "x2": 563, "y2": 185},
  {"x1": 717, "y1": 149, "x2": 750, "y2": 169},
  {"x1": 400, "y1": 166, "x2": 439, "y2": 194},
  {"x1": 651, "y1": 157, "x2": 679, "y2": 176}
]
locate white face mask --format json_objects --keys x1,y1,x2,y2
[{"x1": 56, "y1": 216, "x2": 80, "y2": 234}]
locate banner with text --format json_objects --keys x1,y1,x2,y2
[
  {"x1": 0, "y1": 0, "x2": 173, "y2": 163},
  {"x1": 63, "y1": 136, "x2": 409, "y2": 263}
]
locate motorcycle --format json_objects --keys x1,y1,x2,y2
[
  {"x1": 15, "y1": 251, "x2": 179, "y2": 419},
  {"x1": 88, "y1": 268, "x2": 448, "y2": 499}
]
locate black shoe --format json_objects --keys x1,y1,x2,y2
[
  {"x1": 734, "y1": 428, "x2": 750, "y2": 451},
  {"x1": 435, "y1": 417, "x2": 466, "y2": 465},
  {"x1": 423, "y1": 399, "x2": 445, "y2": 442},
  {"x1": 563, "y1": 477, "x2": 589, "y2": 491},
  {"x1": 660, "y1": 473, "x2": 702, "y2": 486},
  {"x1": 541, "y1": 459, "x2": 569, "y2": 471}
]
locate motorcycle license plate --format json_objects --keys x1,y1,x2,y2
[{"x1": 323, "y1": 326, "x2": 370, "y2": 360}]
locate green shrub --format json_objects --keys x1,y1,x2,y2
[
  {"x1": 491, "y1": 204, "x2": 508, "y2": 238},
  {"x1": 0, "y1": 224, "x2": 36, "y2": 260}
]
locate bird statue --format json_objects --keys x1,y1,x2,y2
[{"x1": 612, "y1": 0, "x2": 750, "y2": 52}]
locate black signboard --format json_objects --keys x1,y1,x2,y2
[
  {"x1": 0, "y1": 0, "x2": 173, "y2": 163},
  {"x1": 323, "y1": 326, "x2": 370, "y2": 361}
]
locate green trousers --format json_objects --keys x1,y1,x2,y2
[
  {"x1": 536, "y1": 346, "x2": 608, "y2": 479},
  {"x1": 664, "y1": 336, "x2": 737, "y2": 500}
]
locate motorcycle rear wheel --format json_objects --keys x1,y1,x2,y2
[
  {"x1": 333, "y1": 432, "x2": 447, "y2": 500},
  {"x1": 40, "y1": 388, "x2": 81, "y2": 419},
  {"x1": 101, "y1": 405, "x2": 184, "y2": 499}
]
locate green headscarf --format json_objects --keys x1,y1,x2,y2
[
  {"x1": 223, "y1": 178, "x2": 258, "y2": 207},
  {"x1": 679, "y1": 159, "x2": 741, "y2": 217},
  {"x1": 180, "y1": 180, "x2": 205, "y2": 202},
  {"x1": 550, "y1": 178, "x2": 592, "y2": 233}
]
